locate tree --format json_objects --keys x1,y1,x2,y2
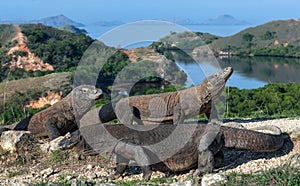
[
  {"x1": 242, "y1": 33, "x2": 254, "y2": 53},
  {"x1": 261, "y1": 31, "x2": 276, "y2": 40},
  {"x1": 242, "y1": 33, "x2": 254, "y2": 42}
]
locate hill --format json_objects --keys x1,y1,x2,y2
[
  {"x1": 150, "y1": 31, "x2": 220, "y2": 61},
  {"x1": 201, "y1": 15, "x2": 250, "y2": 25},
  {"x1": 151, "y1": 19, "x2": 300, "y2": 58},
  {"x1": 0, "y1": 24, "x2": 94, "y2": 82},
  {"x1": 0, "y1": 72, "x2": 72, "y2": 125},
  {"x1": 163, "y1": 15, "x2": 250, "y2": 25},
  {"x1": 210, "y1": 19, "x2": 300, "y2": 57},
  {"x1": 0, "y1": 15, "x2": 85, "y2": 27},
  {"x1": 56, "y1": 25, "x2": 88, "y2": 35},
  {"x1": 31, "y1": 15, "x2": 85, "y2": 27}
]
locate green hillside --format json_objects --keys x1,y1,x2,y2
[
  {"x1": 0, "y1": 24, "x2": 16, "y2": 45},
  {"x1": 20, "y1": 24, "x2": 94, "y2": 70},
  {"x1": 56, "y1": 25, "x2": 88, "y2": 35},
  {"x1": 0, "y1": 24, "x2": 95, "y2": 82},
  {"x1": 151, "y1": 31, "x2": 220, "y2": 61},
  {"x1": 210, "y1": 19, "x2": 300, "y2": 57}
]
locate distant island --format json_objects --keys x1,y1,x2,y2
[
  {"x1": 31, "y1": 14, "x2": 85, "y2": 27},
  {"x1": 0, "y1": 14, "x2": 250, "y2": 27},
  {"x1": 87, "y1": 15, "x2": 250, "y2": 26},
  {"x1": 164, "y1": 15, "x2": 250, "y2": 25},
  {"x1": 84, "y1": 14, "x2": 250, "y2": 26},
  {"x1": 0, "y1": 14, "x2": 85, "y2": 27},
  {"x1": 87, "y1": 20, "x2": 124, "y2": 26},
  {"x1": 200, "y1": 15, "x2": 250, "y2": 25},
  {"x1": 56, "y1": 25, "x2": 88, "y2": 35},
  {"x1": 153, "y1": 18, "x2": 300, "y2": 58}
]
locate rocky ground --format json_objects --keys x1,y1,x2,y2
[{"x1": 0, "y1": 118, "x2": 299, "y2": 186}]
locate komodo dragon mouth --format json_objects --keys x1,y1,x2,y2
[
  {"x1": 92, "y1": 90, "x2": 102, "y2": 100},
  {"x1": 222, "y1": 66, "x2": 233, "y2": 81}
]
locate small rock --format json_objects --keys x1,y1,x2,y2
[
  {"x1": 170, "y1": 180, "x2": 193, "y2": 186},
  {"x1": 70, "y1": 179, "x2": 94, "y2": 186},
  {"x1": 66, "y1": 175, "x2": 75, "y2": 180},
  {"x1": 291, "y1": 128, "x2": 300, "y2": 140},
  {"x1": 201, "y1": 173, "x2": 228, "y2": 186},
  {"x1": 95, "y1": 183, "x2": 117, "y2": 186},
  {"x1": 39, "y1": 142, "x2": 51, "y2": 152},
  {"x1": 40, "y1": 167, "x2": 55, "y2": 178},
  {"x1": 7, "y1": 181, "x2": 30, "y2": 186},
  {"x1": 87, "y1": 164, "x2": 93, "y2": 170},
  {"x1": 86, "y1": 172, "x2": 97, "y2": 179},
  {"x1": 0, "y1": 131, "x2": 35, "y2": 152},
  {"x1": 287, "y1": 153, "x2": 300, "y2": 168}
]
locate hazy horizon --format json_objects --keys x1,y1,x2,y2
[{"x1": 1, "y1": 0, "x2": 300, "y2": 26}]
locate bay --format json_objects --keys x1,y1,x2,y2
[{"x1": 176, "y1": 56, "x2": 300, "y2": 89}]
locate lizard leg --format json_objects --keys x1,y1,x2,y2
[
  {"x1": 114, "y1": 142, "x2": 152, "y2": 180},
  {"x1": 194, "y1": 123, "x2": 223, "y2": 176},
  {"x1": 194, "y1": 149, "x2": 214, "y2": 176},
  {"x1": 115, "y1": 101, "x2": 134, "y2": 125},
  {"x1": 173, "y1": 104, "x2": 185, "y2": 124},
  {"x1": 214, "y1": 150, "x2": 224, "y2": 168},
  {"x1": 207, "y1": 104, "x2": 219, "y2": 122},
  {"x1": 112, "y1": 155, "x2": 129, "y2": 179},
  {"x1": 44, "y1": 118, "x2": 61, "y2": 140},
  {"x1": 133, "y1": 107, "x2": 144, "y2": 125}
]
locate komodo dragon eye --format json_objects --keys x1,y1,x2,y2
[{"x1": 81, "y1": 88, "x2": 89, "y2": 93}]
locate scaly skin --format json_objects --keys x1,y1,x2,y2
[
  {"x1": 80, "y1": 122, "x2": 284, "y2": 180},
  {"x1": 115, "y1": 67, "x2": 233, "y2": 125}
]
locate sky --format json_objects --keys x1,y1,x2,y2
[{"x1": 0, "y1": 0, "x2": 300, "y2": 25}]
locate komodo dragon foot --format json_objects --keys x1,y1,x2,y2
[{"x1": 111, "y1": 141, "x2": 152, "y2": 181}]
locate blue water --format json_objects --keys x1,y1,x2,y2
[
  {"x1": 175, "y1": 60, "x2": 266, "y2": 89},
  {"x1": 83, "y1": 24, "x2": 248, "y2": 40},
  {"x1": 176, "y1": 56, "x2": 300, "y2": 89}
]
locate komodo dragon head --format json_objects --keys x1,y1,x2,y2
[
  {"x1": 204, "y1": 66, "x2": 233, "y2": 98},
  {"x1": 73, "y1": 85, "x2": 103, "y2": 101},
  {"x1": 72, "y1": 85, "x2": 103, "y2": 118}
]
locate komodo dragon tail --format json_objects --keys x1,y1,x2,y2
[
  {"x1": 221, "y1": 126, "x2": 284, "y2": 152},
  {"x1": 0, "y1": 116, "x2": 32, "y2": 135}
]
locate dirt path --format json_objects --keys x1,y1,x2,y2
[{"x1": 6, "y1": 24, "x2": 54, "y2": 71}]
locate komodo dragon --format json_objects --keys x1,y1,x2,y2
[
  {"x1": 114, "y1": 67, "x2": 233, "y2": 125},
  {"x1": 79, "y1": 122, "x2": 284, "y2": 180},
  {"x1": 0, "y1": 85, "x2": 102, "y2": 140}
]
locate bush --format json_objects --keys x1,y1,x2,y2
[{"x1": 225, "y1": 83, "x2": 300, "y2": 118}]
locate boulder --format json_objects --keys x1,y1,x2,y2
[{"x1": 0, "y1": 131, "x2": 35, "y2": 152}]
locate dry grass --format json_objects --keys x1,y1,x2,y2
[{"x1": 0, "y1": 72, "x2": 72, "y2": 102}]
